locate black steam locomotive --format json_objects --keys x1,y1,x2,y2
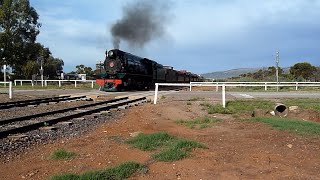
[{"x1": 96, "y1": 49, "x2": 202, "y2": 91}]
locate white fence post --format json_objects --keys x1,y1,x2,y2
[
  {"x1": 216, "y1": 83, "x2": 219, "y2": 92},
  {"x1": 9, "y1": 81, "x2": 12, "y2": 99},
  {"x1": 14, "y1": 80, "x2": 17, "y2": 86},
  {"x1": 189, "y1": 82, "x2": 192, "y2": 91},
  {"x1": 20, "y1": 81, "x2": 22, "y2": 86},
  {"x1": 265, "y1": 83, "x2": 267, "y2": 91},
  {"x1": 222, "y1": 84, "x2": 226, "y2": 108},
  {"x1": 91, "y1": 81, "x2": 94, "y2": 88},
  {"x1": 75, "y1": 81, "x2": 77, "y2": 88},
  {"x1": 154, "y1": 83, "x2": 159, "y2": 104},
  {"x1": 59, "y1": 81, "x2": 61, "y2": 87},
  {"x1": 296, "y1": 82, "x2": 298, "y2": 91}
]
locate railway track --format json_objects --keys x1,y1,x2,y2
[
  {"x1": 0, "y1": 96, "x2": 146, "y2": 139},
  {"x1": 0, "y1": 95, "x2": 88, "y2": 109}
]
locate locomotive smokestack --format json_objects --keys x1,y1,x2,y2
[{"x1": 111, "y1": 0, "x2": 171, "y2": 49}]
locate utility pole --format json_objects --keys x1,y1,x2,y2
[
  {"x1": 1, "y1": 48, "x2": 5, "y2": 87},
  {"x1": 41, "y1": 58, "x2": 44, "y2": 87},
  {"x1": 3, "y1": 64, "x2": 6, "y2": 88},
  {"x1": 276, "y1": 50, "x2": 279, "y2": 92},
  {"x1": 37, "y1": 56, "x2": 44, "y2": 87}
]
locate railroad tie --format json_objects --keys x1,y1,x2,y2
[
  {"x1": 57, "y1": 121, "x2": 73, "y2": 126},
  {"x1": 128, "y1": 103, "x2": 137, "y2": 106},
  {"x1": 108, "y1": 102, "x2": 118, "y2": 105},
  {"x1": 39, "y1": 103, "x2": 49, "y2": 106},
  {"x1": 39, "y1": 126, "x2": 57, "y2": 131},
  {"x1": 8, "y1": 134, "x2": 28, "y2": 140},
  {"x1": 87, "y1": 114, "x2": 99, "y2": 118},
  {"x1": 117, "y1": 105, "x2": 128, "y2": 110},
  {"x1": 80, "y1": 98, "x2": 91, "y2": 101},
  {"x1": 74, "y1": 109, "x2": 89, "y2": 112},
  {"x1": 95, "y1": 105, "x2": 107, "y2": 108},
  {"x1": 100, "y1": 111, "x2": 111, "y2": 115}
]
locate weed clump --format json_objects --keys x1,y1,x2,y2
[
  {"x1": 50, "y1": 149, "x2": 76, "y2": 160},
  {"x1": 51, "y1": 161, "x2": 145, "y2": 180},
  {"x1": 126, "y1": 132, "x2": 207, "y2": 162}
]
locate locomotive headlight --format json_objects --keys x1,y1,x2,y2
[{"x1": 108, "y1": 50, "x2": 114, "y2": 57}]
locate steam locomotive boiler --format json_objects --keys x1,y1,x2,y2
[{"x1": 96, "y1": 49, "x2": 201, "y2": 91}]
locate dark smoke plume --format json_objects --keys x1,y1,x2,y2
[{"x1": 111, "y1": 0, "x2": 171, "y2": 49}]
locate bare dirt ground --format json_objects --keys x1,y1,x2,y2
[{"x1": 0, "y1": 92, "x2": 320, "y2": 180}]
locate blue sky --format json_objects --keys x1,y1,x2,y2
[{"x1": 31, "y1": 0, "x2": 320, "y2": 74}]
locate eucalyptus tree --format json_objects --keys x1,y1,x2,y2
[
  {"x1": 75, "y1": 64, "x2": 94, "y2": 79},
  {"x1": 44, "y1": 57, "x2": 64, "y2": 79},
  {"x1": 290, "y1": 62, "x2": 317, "y2": 81},
  {"x1": 0, "y1": 0, "x2": 41, "y2": 75}
]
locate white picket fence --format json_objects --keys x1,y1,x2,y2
[
  {"x1": 154, "y1": 82, "x2": 320, "y2": 107},
  {"x1": 14, "y1": 79, "x2": 95, "y2": 88},
  {"x1": 190, "y1": 81, "x2": 320, "y2": 91},
  {"x1": 0, "y1": 81, "x2": 12, "y2": 99}
]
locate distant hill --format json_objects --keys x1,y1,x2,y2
[{"x1": 201, "y1": 68, "x2": 261, "y2": 80}]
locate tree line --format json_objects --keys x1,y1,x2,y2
[
  {"x1": 0, "y1": 0, "x2": 63, "y2": 80},
  {"x1": 237, "y1": 62, "x2": 320, "y2": 82}
]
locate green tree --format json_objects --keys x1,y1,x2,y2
[
  {"x1": 0, "y1": 0, "x2": 41, "y2": 75},
  {"x1": 314, "y1": 67, "x2": 320, "y2": 82},
  {"x1": 21, "y1": 60, "x2": 37, "y2": 78},
  {"x1": 75, "y1": 64, "x2": 85, "y2": 74},
  {"x1": 84, "y1": 66, "x2": 93, "y2": 75},
  {"x1": 44, "y1": 57, "x2": 64, "y2": 79},
  {"x1": 289, "y1": 62, "x2": 317, "y2": 81},
  {"x1": 75, "y1": 64, "x2": 94, "y2": 79}
]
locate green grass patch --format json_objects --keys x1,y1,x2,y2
[
  {"x1": 50, "y1": 149, "x2": 77, "y2": 160},
  {"x1": 175, "y1": 117, "x2": 220, "y2": 129},
  {"x1": 152, "y1": 148, "x2": 188, "y2": 161},
  {"x1": 153, "y1": 139, "x2": 207, "y2": 162},
  {"x1": 201, "y1": 100, "x2": 274, "y2": 114},
  {"x1": 125, "y1": 132, "x2": 175, "y2": 151},
  {"x1": 126, "y1": 132, "x2": 206, "y2": 162},
  {"x1": 254, "y1": 117, "x2": 320, "y2": 136},
  {"x1": 51, "y1": 161, "x2": 145, "y2": 180},
  {"x1": 284, "y1": 98, "x2": 320, "y2": 112},
  {"x1": 207, "y1": 104, "x2": 234, "y2": 114}
]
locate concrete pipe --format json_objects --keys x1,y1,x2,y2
[{"x1": 274, "y1": 103, "x2": 288, "y2": 117}]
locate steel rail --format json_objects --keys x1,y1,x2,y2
[
  {"x1": 0, "y1": 95, "x2": 88, "y2": 109},
  {"x1": 0, "y1": 95, "x2": 70, "y2": 106},
  {"x1": 0, "y1": 97, "x2": 128, "y2": 125}
]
